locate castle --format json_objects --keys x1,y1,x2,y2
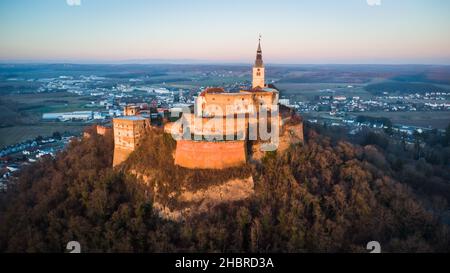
[{"x1": 112, "y1": 38, "x2": 303, "y2": 168}]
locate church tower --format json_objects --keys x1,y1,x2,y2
[{"x1": 252, "y1": 36, "x2": 265, "y2": 89}]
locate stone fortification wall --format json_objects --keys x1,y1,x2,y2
[{"x1": 174, "y1": 140, "x2": 246, "y2": 169}]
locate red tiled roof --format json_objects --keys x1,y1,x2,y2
[{"x1": 200, "y1": 87, "x2": 225, "y2": 96}]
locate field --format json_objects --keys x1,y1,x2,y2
[
  {"x1": 2, "y1": 92, "x2": 99, "y2": 116},
  {"x1": 0, "y1": 123, "x2": 86, "y2": 148},
  {"x1": 365, "y1": 82, "x2": 450, "y2": 95},
  {"x1": 304, "y1": 110, "x2": 450, "y2": 129},
  {"x1": 0, "y1": 92, "x2": 99, "y2": 148},
  {"x1": 358, "y1": 111, "x2": 450, "y2": 129},
  {"x1": 276, "y1": 83, "x2": 371, "y2": 101}
]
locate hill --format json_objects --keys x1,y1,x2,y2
[
  {"x1": 0, "y1": 125, "x2": 449, "y2": 252},
  {"x1": 365, "y1": 81, "x2": 449, "y2": 95}
]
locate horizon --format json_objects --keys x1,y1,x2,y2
[
  {"x1": 2, "y1": 60, "x2": 450, "y2": 67},
  {"x1": 1, "y1": 0, "x2": 450, "y2": 65}
]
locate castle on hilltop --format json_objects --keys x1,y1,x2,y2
[{"x1": 112, "y1": 38, "x2": 304, "y2": 168}]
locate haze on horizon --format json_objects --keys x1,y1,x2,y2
[{"x1": 1, "y1": 0, "x2": 450, "y2": 65}]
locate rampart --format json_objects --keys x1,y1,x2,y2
[
  {"x1": 96, "y1": 125, "x2": 111, "y2": 136},
  {"x1": 174, "y1": 140, "x2": 247, "y2": 169}
]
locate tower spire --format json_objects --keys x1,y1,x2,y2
[
  {"x1": 255, "y1": 34, "x2": 263, "y2": 68},
  {"x1": 258, "y1": 34, "x2": 262, "y2": 51},
  {"x1": 252, "y1": 35, "x2": 265, "y2": 89}
]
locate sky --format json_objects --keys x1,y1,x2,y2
[{"x1": 0, "y1": 0, "x2": 450, "y2": 64}]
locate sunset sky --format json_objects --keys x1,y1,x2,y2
[{"x1": 1, "y1": 0, "x2": 449, "y2": 64}]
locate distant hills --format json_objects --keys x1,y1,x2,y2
[
  {"x1": 365, "y1": 82, "x2": 450, "y2": 95},
  {"x1": 1, "y1": 63, "x2": 449, "y2": 83}
]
